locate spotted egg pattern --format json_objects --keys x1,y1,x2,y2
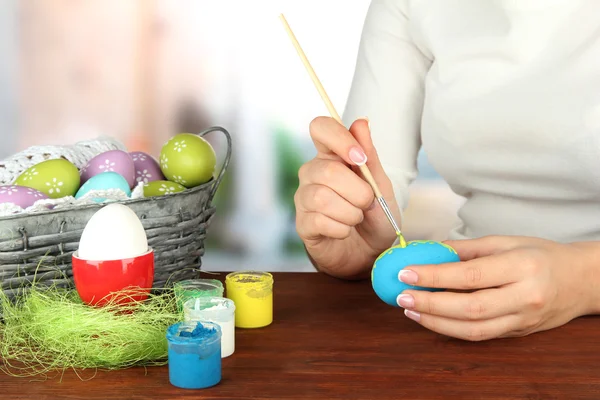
[
  {"x1": 14, "y1": 159, "x2": 81, "y2": 199},
  {"x1": 143, "y1": 180, "x2": 186, "y2": 197},
  {"x1": 80, "y1": 150, "x2": 136, "y2": 189},
  {"x1": 130, "y1": 151, "x2": 165, "y2": 185},
  {"x1": 159, "y1": 133, "x2": 216, "y2": 188},
  {"x1": 0, "y1": 185, "x2": 49, "y2": 209}
]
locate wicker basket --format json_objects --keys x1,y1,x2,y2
[{"x1": 0, "y1": 126, "x2": 232, "y2": 299}]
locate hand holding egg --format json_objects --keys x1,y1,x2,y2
[{"x1": 371, "y1": 241, "x2": 460, "y2": 306}]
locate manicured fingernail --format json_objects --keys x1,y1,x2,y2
[
  {"x1": 398, "y1": 269, "x2": 418, "y2": 284},
  {"x1": 396, "y1": 294, "x2": 414, "y2": 308},
  {"x1": 358, "y1": 116, "x2": 370, "y2": 129},
  {"x1": 349, "y1": 146, "x2": 367, "y2": 165},
  {"x1": 404, "y1": 309, "x2": 421, "y2": 322}
]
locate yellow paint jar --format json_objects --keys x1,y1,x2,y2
[{"x1": 225, "y1": 271, "x2": 273, "y2": 328}]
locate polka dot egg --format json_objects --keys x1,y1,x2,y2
[
  {"x1": 14, "y1": 159, "x2": 80, "y2": 199},
  {"x1": 143, "y1": 180, "x2": 186, "y2": 197},
  {"x1": 0, "y1": 185, "x2": 48, "y2": 209},
  {"x1": 81, "y1": 150, "x2": 136, "y2": 189},
  {"x1": 159, "y1": 133, "x2": 216, "y2": 188},
  {"x1": 130, "y1": 151, "x2": 165, "y2": 185}
]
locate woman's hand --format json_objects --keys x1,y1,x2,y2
[
  {"x1": 294, "y1": 116, "x2": 400, "y2": 279},
  {"x1": 396, "y1": 235, "x2": 600, "y2": 341}
]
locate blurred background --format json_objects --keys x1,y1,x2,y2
[{"x1": 0, "y1": 0, "x2": 464, "y2": 272}]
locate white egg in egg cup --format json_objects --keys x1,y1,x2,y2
[{"x1": 72, "y1": 203, "x2": 155, "y2": 307}]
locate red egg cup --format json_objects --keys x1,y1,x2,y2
[{"x1": 72, "y1": 248, "x2": 155, "y2": 307}]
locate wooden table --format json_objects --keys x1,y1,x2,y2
[{"x1": 2, "y1": 272, "x2": 600, "y2": 399}]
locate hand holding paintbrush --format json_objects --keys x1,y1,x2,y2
[
  {"x1": 280, "y1": 14, "x2": 405, "y2": 278},
  {"x1": 279, "y1": 14, "x2": 405, "y2": 245}
]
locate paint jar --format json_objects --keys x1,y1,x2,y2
[
  {"x1": 174, "y1": 279, "x2": 224, "y2": 311},
  {"x1": 225, "y1": 271, "x2": 273, "y2": 328},
  {"x1": 183, "y1": 296, "x2": 236, "y2": 358},
  {"x1": 166, "y1": 321, "x2": 222, "y2": 389}
]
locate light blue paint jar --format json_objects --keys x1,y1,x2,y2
[{"x1": 166, "y1": 321, "x2": 222, "y2": 389}]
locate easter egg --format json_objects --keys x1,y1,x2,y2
[
  {"x1": 78, "y1": 203, "x2": 148, "y2": 261},
  {"x1": 159, "y1": 133, "x2": 216, "y2": 188},
  {"x1": 371, "y1": 240, "x2": 460, "y2": 306},
  {"x1": 75, "y1": 172, "x2": 132, "y2": 202},
  {"x1": 0, "y1": 185, "x2": 48, "y2": 208},
  {"x1": 143, "y1": 180, "x2": 186, "y2": 198},
  {"x1": 74, "y1": 203, "x2": 154, "y2": 306},
  {"x1": 81, "y1": 150, "x2": 136, "y2": 189},
  {"x1": 130, "y1": 151, "x2": 165, "y2": 185},
  {"x1": 14, "y1": 159, "x2": 80, "y2": 199}
]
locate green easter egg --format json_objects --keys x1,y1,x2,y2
[
  {"x1": 143, "y1": 180, "x2": 187, "y2": 197},
  {"x1": 159, "y1": 133, "x2": 216, "y2": 188},
  {"x1": 14, "y1": 159, "x2": 80, "y2": 199}
]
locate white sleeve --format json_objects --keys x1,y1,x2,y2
[{"x1": 342, "y1": 0, "x2": 432, "y2": 213}]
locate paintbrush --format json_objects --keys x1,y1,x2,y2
[{"x1": 278, "y1": 13, "x2": 406, "y2": 247}]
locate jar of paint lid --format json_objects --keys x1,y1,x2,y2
[
  {"x1": 166, "y1": 321, "x2": 222, "y2": 389},
  {"x1": 225, "y1": 271, "x2": 273, "y2": 328},
  {"x1": 183, "y1": 296, "x2": 236, "y2": 358},
  {"x1": 174, "y1": 279, "x2": 224, "y2": 311}
]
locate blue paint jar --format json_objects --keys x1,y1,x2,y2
[{"x1": 166, "y1": 321, "x2": 222, "y2": 389}]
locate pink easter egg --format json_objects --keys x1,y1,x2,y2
[
  {"x1": 80, "y1": 150, "x2": 136, "y2": 189},
  {"x1": 130, "y1": 151, "x2": 165, "y2": 185},
  {"x1": 0, "y1": 185, "x2": 49, "y2": 209}
]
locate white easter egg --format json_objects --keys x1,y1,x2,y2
[{"x1": 78, "y1": 203, "x2": 148, "y2": 261}]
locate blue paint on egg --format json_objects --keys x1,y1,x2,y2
[
  {"x1": 75, "y1": 172, "x2": 132, "y2": 202},
  {"x1": 371, "y1": 240, "x2": 460, "y2": 306}
]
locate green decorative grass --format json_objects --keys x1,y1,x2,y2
[{"x1": 0, "y1": 285, "x2": 183, "y2": 380}]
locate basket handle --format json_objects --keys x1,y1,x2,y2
[{"x1": 198, "y1": 126, "x2": 232, "y2": 203}]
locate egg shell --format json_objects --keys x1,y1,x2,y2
[
  {"x1": 130, "y1": 151, "x2": 165, "y2": 184},
  {"x1": 143, "y1": 180, "x2": 186, "y2": 197},
  {"x1": 75, "y1": 172, "x2": 132, "y2": 202},
  {"x1": 14, "y1": 159, "x2": 80, "y2": 199},
  {"x1": 0, "y1": 185, "x2": 48, "y2": 209},
  {"x1": 371, "y1": 240, "x2": 460, "y2": 306},
  {"x1": 159, "y1": 133, "x2": 216, "y2": 188},
  {"x1": 81, "y1": 150, "x2": 136, "y2": 189},
  {"x1": 78, "y1": 203, "x2": 148, "y2": 261}
]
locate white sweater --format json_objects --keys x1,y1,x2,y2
[{"x1": 342, "y1": 0, "x2": 600, "y2": 243}]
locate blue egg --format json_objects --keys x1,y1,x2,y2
[
  {"x1": 75, "y1": 171, "x2": 131, "y2": 202},
  {"x1": 371, "y1": 240, "x2": 460, "y2": 306}
]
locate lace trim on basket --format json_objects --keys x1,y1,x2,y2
[
  {"x1": 0, "y1": 137, "x2": 127, "y2": 186},
  {"x1": 0, "y1": 183, "x2": 146, "y2": 217}
]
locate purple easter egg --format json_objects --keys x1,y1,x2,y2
[
  {"x1": 80, "y1": 150, "x2": 136, "y2": 188},
  {"x1": 0, "y1": 185, "x2": 48, "y2": 209},
  {"x1": 130, "y1": 151, "x2": 165, "y2": 185}
]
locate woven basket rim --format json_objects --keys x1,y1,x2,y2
[{"x1": 0, "y1": 177, "x2": 215, "y2": 222}]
